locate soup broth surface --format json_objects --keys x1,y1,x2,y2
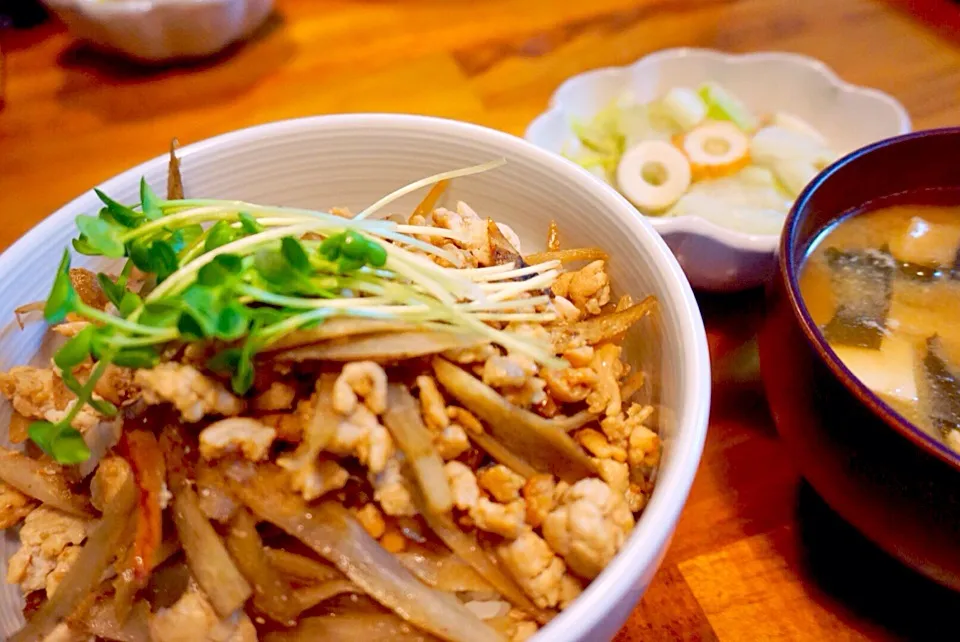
[{"x1": 800, "y1": 203, "x2": 960, "y2": 455}]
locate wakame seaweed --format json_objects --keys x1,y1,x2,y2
[
  {"x1": 821, "y1": 247, "x2": 895, "y2": 350},
  {"x1": 920, "y1": 335, "x2": 960, "y2": 437}
]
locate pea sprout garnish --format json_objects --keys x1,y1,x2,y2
[{"x1": 31, "y1": 161, "x2": 565, "y2": 463}]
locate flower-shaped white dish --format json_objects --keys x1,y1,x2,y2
[
  {"x1": 525, "y1": 48, "x2": 912, "y2": 292},
  {"x1": 41, "y1": 0, "x2": 273, "y2": 62}
]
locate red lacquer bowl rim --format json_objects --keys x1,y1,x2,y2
[{"x1": 780, "y1": 127, "x2": 960, "y2": 472}]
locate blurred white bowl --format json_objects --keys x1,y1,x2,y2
[
  {"x1": 525, "y1": 48, "x2": 912, "y2": 292},
  {"x1": 42, "y1": 0, "x2": 273, "y2": 62},
  {"x1": 0, "y1": 115, "x2": 711, "y2": 641}
]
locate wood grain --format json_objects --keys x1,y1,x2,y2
[
  {"x1": 3, "y1": 1, "x2": 960, "y2": 639},
  {"x1": 678, "y1": 529, "x2": 885, "y2": 641}
]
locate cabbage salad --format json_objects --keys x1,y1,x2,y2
[{"x1": 564, "y1": 82, "x2": 836, "y2": 235}]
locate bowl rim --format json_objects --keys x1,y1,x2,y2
[
  {"x1": 526, "y1": 46, "x2": 913, "y2": 254},
  {"x1": 0, "y1": 113, "x2": 712, "y2": 640},
  {"x1": 781, "y1": 126, "x2": 960, "y2": 472}
]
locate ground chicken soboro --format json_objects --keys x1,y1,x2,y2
[{"x1": 0, "y1": 193, "x2": 661, "y2": 642}]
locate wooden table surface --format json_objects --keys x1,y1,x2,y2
[{"x1": 3, "y1": 0, "x2": 960, "y2": 639}]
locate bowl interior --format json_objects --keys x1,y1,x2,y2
[
  {"x1": 783, "y1": 127, "x2": 960, "y2": 471},
  {"x1": 0, "y1": 115, "x2": 710, "y2": 639}
]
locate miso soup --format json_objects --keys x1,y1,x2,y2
[{"x1": 800, "y1": 203, "x2": 960, "y2": 455}]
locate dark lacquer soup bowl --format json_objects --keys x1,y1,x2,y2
[{"x1": 760, "y1": 128, "x2": 960, "y2": 590}]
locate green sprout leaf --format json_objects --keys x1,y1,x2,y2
[
  {"x1": 195, "y1": 263, "x2": 223, "y2": 286},
  {"x1": 281, "y1": 237, "x2": 311, "y2": 273},
  {"x1": 140, "y1": 178, "x2": 163, "y2": 221},
  {"x1": 97, "y1": 273, "x2": 126, "y2": 309},
  {"x1": 139, "y1": 301, "x2": 182, "y2": 328},
  {"x1": 317, "y1": 231, "x2": 385, "y2": 269},
  {"x1": 337, "y1": 256, "x2": 366, "y2": 273},
  {"x1": 233, "y1": 359, "x2": 254, "y2": 394},
  {"x1": 340, "y1": 230, "x2": 368, "y2": 260},
  {"x1": 72, "y1": 236, "x2": 100, "y2": 256},
  {"x1": 254, "y1": 247, "x2": 333, "y2": 296},
  {"x1": 59, "y1": 369, "x2": 84, "y2": 397},
  {"x1": 51, "y1": 428, "x2": 91, "y2": 465},
  {"x1": 88, "y1": 397, "x2": 118, "y2": 416},
  {"x1": 319, "y1": 233, "x2": 344, "y2": 260},
  {"x1": 178, "y1": 284, "x2": 232, "y2": 337},
  {"x1": 238, "y1": 212, "x2": 263, "y2": 234},
  {"x1": 95, "y1": 190, "x2": 144, "y2": 228},
  {"x1": 232, "y1": 336, "x2": 258, "y2": 394},
  {"x1": 207, "y1": 347, "x2": 241, "y2": 375},
  {"x1": 53, "y1": 325, "x2": 95, "y2": 371},
  {"x1": 206, "y1": 340, "x2": 255, "y2": 394},
  {"x1": 113, "y1": 347, "x2": 160, "y2": 369},
  {"x1": 149, "y1": 240, "x2": 179, "y2": 281},
  {"x1": 76, "y1": 215, "x2": 125, "y2": 258},
  {"x1": 217, "y1": 253, "x2": 243, "y2": 274},
  {"x1": 130, "y1": 239, "x2": 178, "y2": 280},
  {"x1": 28, "y1": 421, "x2": 56, "y2": 454},
  {"x1": 44, "y1": 250, "x2": 77, "y2": 324},
  {"x1": 88, "y1": 326, "x2": 114, "y2": 362},
  {"x1": 197, "y1": 254, "x2": 243, "y2": 287},
  {"x1": 170, "y1": 224, "x2": 203, "y2": 254},
  {"x1": 117, "y1": 260, "x2": 134, "y2": 288},
  {"x1": 118, "y1": 290, "x2": 143, "y2": 318},
  {"x1": 128, "y1": 240, "x2": 152, "y2": 273},
  {"x1": 366, "y1": 239, "x2": 388, "y2": 267},
  {"x1": 181, "y1": 284, "x2": 218, "y2": 314},
  {"x1": 208, "y1": 310, "x2": 268, "y2": 394},
  {"x1": 254, "y1": 248, "x2": 295, "y2": 287},
  {"x1": 215, "y1": 303, "x2": 249, "y2": 341},
  {"x1": 177, "y1": 315, "x2": 206, "y2": 342},
  {"x1": 117, "y1": 261, "x2": 133, "y2": 287},
  {"x1": 205, "y1": 221, "x2": 242, "y2": 252},
  {"x1": 178, "y1": 284, "x2": 249, "y2": 341},
  {"x1": 249, "y1": 307, "x2": 287, "y2": 328},
  {"x1": 97, "y1": 206, "x2": 140, "y2": 230}
]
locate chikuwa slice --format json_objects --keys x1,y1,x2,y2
[
  {"x1": 616, "y1": 140, "x2": 692, "y2": 213},
  {"x1": 679, "y1": 121, "x2": 751, "y2": 180}
]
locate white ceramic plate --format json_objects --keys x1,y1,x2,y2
[
  {"x1": 0, "y1": 115, "x2": 711, "y2": 641},
  {"x1": 41, "y1": 0, "x2": 273, "y2": 62},
  {"x1": 525, "y1": 48, "x2": 912, "y2": 292}
]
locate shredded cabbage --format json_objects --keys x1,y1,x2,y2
[
  {"x1": 697, "y1": 82, "x2": 758, "y2": 132},
  {"x1": 666, "y1": 169, "x2": 792, "y2": 235},
  {"x1": 770, "y1": 159, "x2": 819, "y2": 198},
  {"x1": 750, "y1": 126, "x2": 835, "y2": 170},
  {"x1": 661, "y1": 87, "x2": 708, "y2": 131}
]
